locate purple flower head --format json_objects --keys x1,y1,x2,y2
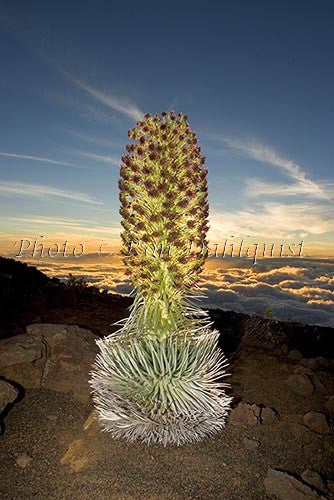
[{"x1": 143, "y1": 166, "x2": 152, "y2": 175}]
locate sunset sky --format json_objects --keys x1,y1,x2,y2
[{"x1": 0, "y1": 2, "x2": 333, "y2": 325}]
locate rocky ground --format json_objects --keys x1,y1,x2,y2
[
  {"x1": 0, "y1": 256, "x2": 132, "y2": 340},
  {"x1": 1, "y1": 323, "x2": 334, "y2": 499}
]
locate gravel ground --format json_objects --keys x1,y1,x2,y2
[{"x1": 1, "y1": 348, "x2": 333, "y2": 500}]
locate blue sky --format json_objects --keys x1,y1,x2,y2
[{"x1": 0, "y1": 0, "x2": 333, "y2": 256}]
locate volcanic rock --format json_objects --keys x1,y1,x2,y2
[
  {"x1": 0, "y1": 324, "x2": 99, "y2": 402},
  {"x1": 325, "y1": 396, "x2": 334, "y2": 413},
  {"x1": 260, "y1": 407, "x2": 278, "y2": 425},
  {"x1": 0, "y1": 379, "x2": 18, "y2": 414},
  {"x1": 229, "y1": 403, "x2": 260, "y2": 427},
  {"x1": 285, "y1": 374, "x2": 314, "y2": 396},
  {"x1": 264, "y1": 468, "x2": 325, "y2": 499},
  {"x1": 288, "y1": 350, "x2": 303, "y2": 362},
  {"x1": 302, "y1": 412, "x2": 329, "y2": 434},
  {"x1": 301, "y1": 470, "x2": 325, "y2": 493},
  {"x1": 16, "y1": 453, "x2": 33, "y2": 468}
]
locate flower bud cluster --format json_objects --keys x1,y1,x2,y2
[{"x1": 119, "y1": 111, "x2": 209, "y2": 296}]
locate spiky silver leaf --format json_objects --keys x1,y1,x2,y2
[{"x1": 89, "y1": 329, "x2": 232, "y2": 446}]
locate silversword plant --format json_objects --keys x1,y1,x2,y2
[{"x1": 90, "y1": 111, "x2": 232, "y2": 445}]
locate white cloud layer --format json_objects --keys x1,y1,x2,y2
[
  {"x1": 199, "y1": 258, "x2": 334, "y2": 327},
  {"x1": 17, "y1": 255, "x2": 334, "y2": 327}
]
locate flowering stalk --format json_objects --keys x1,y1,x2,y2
[
  {"x1": 90, "y1": 112, "x2": 232, "y2": 445},
  {"x1": 119, "y1": 111, "x2": 210, "y2": 338}
]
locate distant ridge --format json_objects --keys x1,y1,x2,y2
[{"x1": 0, "y1": 257, "x2": 333, "y2": 356}]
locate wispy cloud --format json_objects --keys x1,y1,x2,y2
[
  {"x1": 68, "y1": 130, "x2": 122, "y2": 149},
  {"x1": 208, "y1": 202, "x2": 334, "y2": 240},
  {"x1": 0, "y1": 20, "x2": 143, "y2": 124},
  {"x1": 222, "y1": 137, "x2": 307, "y2": 181},
  {"x1": 245, "y1": 179, "x2": 329, "y2": 198},
  {"x1": 0, "y1": 180, "x2": 102, "y2": 204},
  {"x1": 4, "y1": 215, "x2": 120, "y2": 236},
  {"x1": 66, "y1": 75, "x2": 143, "y2": 122},
  {"x1": 77, "y1": 151, "x2": 119, "y2": 166},
  {"x1": 0, "y1": 152, "x2": 86, "y2": 169},
  {"x1": 4, "y1": 215, "x2": 98, "y2": 227},
  {"x1": 208, "y1": 135, "x2": 332, "y2": 201},
  {"x1": 45, "y1": 90, "x2": 116, "y2": 124}
]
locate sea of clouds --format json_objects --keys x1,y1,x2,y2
[
  {"x1": 200, "y1": 257, "x2": 334, "y2": 327},
  {"x1": 19, "y1": 254, "x2": 334, "y2": 328}
]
